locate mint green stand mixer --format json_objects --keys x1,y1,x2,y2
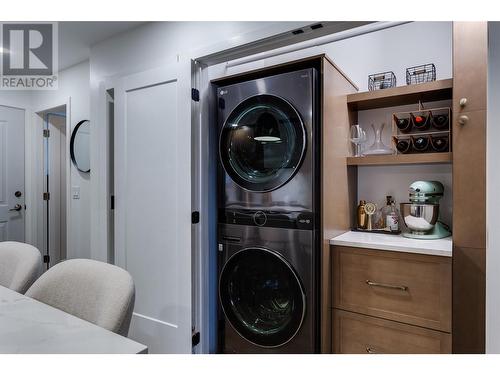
[{"x1": 400, "y1": 181, "x2": 452, "y2": 239}]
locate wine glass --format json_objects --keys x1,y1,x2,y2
[{"x1": 350, "y1": 125, "x2": 366, "y2": 157}]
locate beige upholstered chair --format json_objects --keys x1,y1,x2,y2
[
  {"x1": 0, "y1": 241, "x2": 42, "y2": 294},
  {"x1": 26, "y1": 259, "x2": 135, "y2": 336}
]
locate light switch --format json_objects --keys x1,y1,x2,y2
[{"x1": 72, "y1": 186, "x2": 80, "y2": 199}]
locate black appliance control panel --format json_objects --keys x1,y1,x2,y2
[{"x1": 219, "y1": 209, "x2": 314, "y2": 230}]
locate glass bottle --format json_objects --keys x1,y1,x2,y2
[
  {"x1": 380, "y1": 196, "x2": 400, "y2": 232},
  {"x1": 379, "y1": 196, "x2": 393, "y2": 230}
]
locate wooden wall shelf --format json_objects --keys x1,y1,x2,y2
[
  {"x1": 347, "y1": 79, "x2": 453, "y2": 111},
  {"x1": 346, "y1": 152, "x2": 452, "y2": 166}
]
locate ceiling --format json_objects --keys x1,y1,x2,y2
[{"x1": 58, "y1": 22, "x2": 146, "y2": 70}]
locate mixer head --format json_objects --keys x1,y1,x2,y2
[{"x1": 408, "y1": 181, "x2": 445, "y2": 204}]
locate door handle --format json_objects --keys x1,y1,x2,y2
[
  {"x1": 9, "y1": 204, "x2": 22, "y2": 212},
  {"x1": 366, "y1": 280, "x2": 408, "y2": 291}
]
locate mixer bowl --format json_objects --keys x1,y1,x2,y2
[{"x1": 400, "y1": 203, "x2": 440, "y2": 234}]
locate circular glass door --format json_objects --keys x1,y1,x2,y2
[
  {"x1": 219, "y1": 247, "x2": 306, "y2": 348},
  {"x1": 220, "y1": 94, "x2": 306, "y2": 192}
]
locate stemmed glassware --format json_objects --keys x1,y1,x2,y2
[{"x1": 350, "y1": 125, "x2": 367, "y2": 157}]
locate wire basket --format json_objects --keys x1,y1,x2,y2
[
  {"x1": 406, "y1": 64, "x2": 436, "y2": 85},
  {"x1": 368, "y1": 71, "x2": 396, "y2": 91}
]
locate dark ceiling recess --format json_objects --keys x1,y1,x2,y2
[
  {"x1": 292, "y1": 29, "x2": 304, "y2": 35},
  {"x1": 310, "y1": 23, "x2": 323, "y2": 30}
]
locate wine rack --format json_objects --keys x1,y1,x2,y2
[{"x1": 392, "y1": 104, "x2": 452, "y2": 155}]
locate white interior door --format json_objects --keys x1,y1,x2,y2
[
  {"x1": 0, "y1": 105, "x2": 25, "y2": 242},
  {"x1": 114, "y1": 60, "x2": 192, "y2": 353}
]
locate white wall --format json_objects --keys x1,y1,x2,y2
[
  {"x1": 31, "y1": 61, "x2": 91, "y2": 259},
  {"x1": 486, "y1": 21, "x2": 500, "y2": 353},
  {"x1": 321, "y1": 21, "x2": 452, "y2": 91},
  {"x1": 209, "y1": 22, "x2": 452, "y2": 91}
]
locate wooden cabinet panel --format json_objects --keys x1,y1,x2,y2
[
  {"x1": 451, "y1": 21, "x2": 487, "y2": 354},
  {"x1": 452, "y1": 109, "x2": 486, "y2": 248},
  {"x1": 452, "y1": 246, "x2": 486, "y2": 353},
  {"x1": 321, "y1": 57, "x2": 358, "y2": 354},
  {"x1": 333, "y1": 309, "x2": 451, "y2": 354},
  {"x1": 453, "y1": 22, "x2": 487, "y2": 113},
  {"x1": 333, "y1": 246, "x2": 451, "y2": 332}
]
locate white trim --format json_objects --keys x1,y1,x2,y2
[{"x1": 32, "y1": 98, "x2": 71, "y2": 263}]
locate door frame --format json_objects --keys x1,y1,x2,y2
[{"x1": 31, "y1": 98, "x2": 71, "y2": 264}]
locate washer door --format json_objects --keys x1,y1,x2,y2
[
  {"x1": 219, "y1": 247, "x2": 306, "y2": 348},
  {"x1": 220, "y1": 94, "x2": 306, "y2": 192}
]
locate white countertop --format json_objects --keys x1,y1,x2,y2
[
  {"x1": 330, "y1": 231, "x2": 452, "y2": 257},
  {"x1": 0, "y1": 285, "x2": 147, "y2": 354}
]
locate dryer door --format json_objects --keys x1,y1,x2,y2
[
  {"x1": 219, "y1": 247, "x2": 306, "y2": 348},
  {"x1": 220, "y1": 94, "x2": 306, "y2": 192}
]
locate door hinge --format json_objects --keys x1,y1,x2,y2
[
  {"x1": 192, "y1": 331, "x2": 200, "y2": 347},
  {"x1": 43, "y1": 129, "x2": 50, "y2": 138},
  {"x1": 191, "y1": 211, "x2": 200, "y2": 224},
  {"x1": 110, "y1": 195, "x2": 115, "y2": 210},
  {"x1": 43, "y1": 255, "x2": 50, "y2": 264},
  {"x1": 43, "y1": 192, "x2": 50, "y2": 201},
  {"x1": 191, "y1": 88, "x2": 200, "y2": 102}
]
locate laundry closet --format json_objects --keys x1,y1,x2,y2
[{"x1": 204, "y1": 21, "x2": 486, "y2": 354}]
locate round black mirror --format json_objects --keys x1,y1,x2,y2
[{"x1": 70, "y1": 120, "x2": 90, "y2": 173}]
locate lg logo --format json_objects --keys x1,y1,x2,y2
[{"x1": 2, "y1": 23, "x2": 53, "y2": 75}]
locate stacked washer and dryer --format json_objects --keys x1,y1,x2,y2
[{"x1": 216, "y1": 67, "x2": 321, "y2": 353}]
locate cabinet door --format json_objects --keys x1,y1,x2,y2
[
  {"x1": 453, "y1": 22, "x2": 487, "y2": 113},
  {"x1": 452, "y1": 109, "x2": 486, "y2": 248}
]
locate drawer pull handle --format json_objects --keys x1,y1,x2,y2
[
  {"x1": 366, "y1": 347, "x2": 377, "y2": 354},
  {"x1": 366, "y1": 280, "x2": 408, "y2": 291}
]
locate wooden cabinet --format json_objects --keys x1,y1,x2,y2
[
  {"x1": 333, "y1": 246, "x2": 451, "y2": 332},
  {"x1": 452, "y1": 21, "x2": 487, "y2": 353},
  {"x1": 452, "y1": 22, "x2": 487, "y2": 113},
  {"x1": 333, "y1": 310, "x2": 451, "y2": 354},
  {"x1": 332, "y1": 246, "x2": 452, "y2": 354}
]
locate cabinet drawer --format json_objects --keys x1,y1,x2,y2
[
  {"x1": 333, "y1": 246, "x2": 451, "y2": 332},
  {"x1": 333, "y1": 309, "x2": 451, "y2": 354}
]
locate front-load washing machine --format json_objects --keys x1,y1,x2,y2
[
  {"x1": 218, "y1": 223, "x2": 317, "y2": 353},
  {"x1": 217, "y1": 68, "x2": 319, "y2": 215}
]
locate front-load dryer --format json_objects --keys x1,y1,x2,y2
[
  {"x1": 217, "y1": 68, "x2": 318, "y2": 214},
  {"x1": 218, "y1": 223, "x2": 317, "y2": 353}
]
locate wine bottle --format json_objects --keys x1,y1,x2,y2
[
  {"x1": 395, "y1": 138, "x2": 411, "y2": 154},
  {"x1": 394, "y1": 115, "x2": 412, "y2": 133},
  {"x1": 411, "y1": 112, "x2": 430, "y2": 131},
  {"x1": 431, "y1": 113, "x2": 449, "y2": 130},
  {"x1": 412, "y1": 136, "x2": 430, "y2": 152},
  {"x1": 430, "y1": 135, "x2": 449, "y2": 152}
]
